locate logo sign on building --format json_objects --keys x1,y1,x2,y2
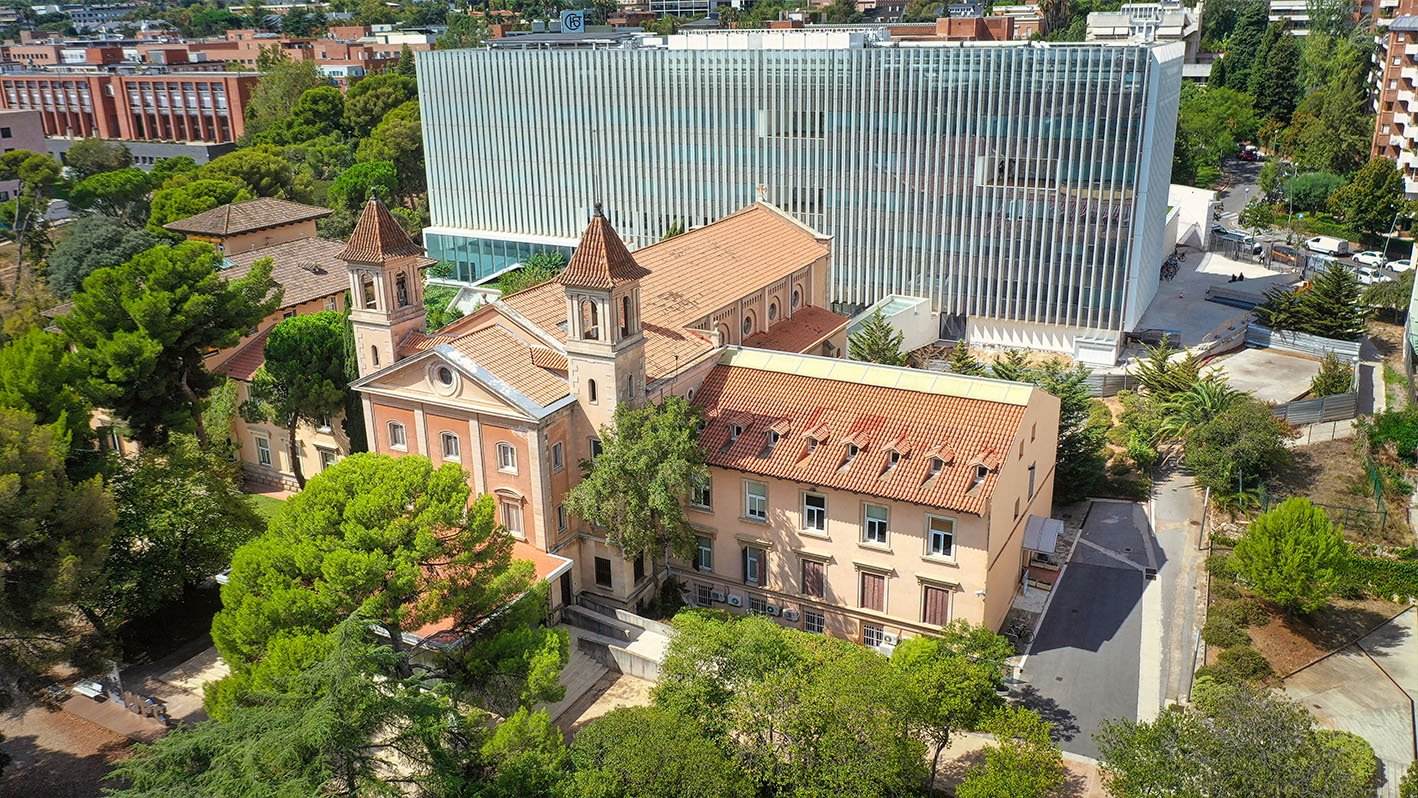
[{"x1": 561, "y1": 10, "x2": 585, "y2": 32}]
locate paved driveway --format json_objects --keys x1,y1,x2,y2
[{"x1": 1015, "y1": 501, "x2": 1160, "y2": 759}]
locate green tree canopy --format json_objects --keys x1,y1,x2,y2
[
  {"x1": 343, "y1": 73, "x2": 417, "y2": 138},
  {"x1": 1252, "y1": 24, "x2": 1300, "y2": 122},
  {"x1": 495, "y1": 251, "x2": 566, "y2": 296},
  {"x1": 1327, "y1": 157, "x2": 1409, "y2": 235},
  {"x1": 46, "y1": 214, "x2": 160, "y2": 299},
  {"x1": 437, "y1": 13, "x2": 489, "y2": 49},
  {"x1": 947, "y1": 344, "x2": 986, "y2": 375},
  {"x1": 1234, "y1": 497, "x2": 1349, "y2": 614},
  {"x1": 0, "y1": 327, "x2": 89, "y2": 447},
  {"x1": 326, "y1": 159, "x2": 398, "y2": 216},
  {"x1": 1309, "y1": 350, "x2": 1353, "y2": 397},
  {"x1": 0, "y1": 408, "x2": 113, "y2": 684},
  {"x1": 569, "y1": 706, "x2": 751, "y2": 798},
  {"x1": 847, "y1": 308, "x2": 909, "y2": 365},
  {"x1": 1097, "y1": 681, "x2": 1377, "y2": 798},
  {"x1": 207, "y1": 453, "x2": 539, "y2": 717},
  {"x1": 356, "y1": 100, "x2": 423, "y2": 196},
  {"x1": 59, "y1": 242, "x2": 280, "y2": 448},
  {"x1": 197, "y1": 148, "x2": 304, "y2": 201},
  {"x1": 241, "y1": 311, "x2": 348, "y2": 489},
  {"x1": 956, "y1": 706, "x2": 1069, "y2": 798},
  {"x1": 1220, "y1": 0, "x2": 1269, "y2": 92},
  {"x1": 564, "y1": 396, "x2": 707, "y2": 585},
  {"x1": 244, "y1": 56, "x2": 328, "y2": 135},
  {"x1": 147, "y1": 178, "x2": 251, "y2": 234},
  {"x1": 1032, "y1": 358, "x2": 1109, "y2": 502},
  {"x1": 68, "y1": 167, "x2": 153, "y2": 222},
  {"x1": 80, "y1": 438, "x2": 263, "y2": 636},
  {"x1": 62, "y1": 137, "x2": 132, "y2": 179},
  {"x1": 1184, "y1": 396, "x2": 1294, "y2": 496}
]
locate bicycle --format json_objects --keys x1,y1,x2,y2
[{"x1": 1005, "y1": 622, "x2": 1034, "y2": 645}]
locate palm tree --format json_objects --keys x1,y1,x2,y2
[{"x1": 1156, "y1": 379, "x2": 1242, "y2": 447}]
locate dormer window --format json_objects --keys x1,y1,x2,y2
[
  {"x1": 974, "y1": 464, "x2": 989, "y2": 480},
  {"x1": 730, "y1": 424, "x2": 742, "y2": 442},
  {"x1": 881, "y1": 449, "x2": 902, "y2": 477},
  {"x1": 926, "y1": 457, "x2": 944, "y2": 480},
  {"x1": 764, "y1": 430, "x2": 780, "y2": 456},
  {"x1": 840, "y1": 443, "x2": 859, "y2": 469}
]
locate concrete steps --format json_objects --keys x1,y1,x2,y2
[
  {"x1": 538, "y1": 641, "x2": 608, "y2": 723},
  {"x1": 560, "y1": 601, "x2": 670, "y2": 682}
]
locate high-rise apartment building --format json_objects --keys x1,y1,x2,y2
[
  {"x1": 1374, "y1": 16, "x2": 1418, "y2": 198},
  {"x1": 418, "y1": 36, "x2": 1182, "y2": 358}
]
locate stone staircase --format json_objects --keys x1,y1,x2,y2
[
  {"x1": 561, "y1": 600, "x2": 670, "y2": 682},
  {"x1": 538, "y1": 639, "x2": 608, "y2": 723}
]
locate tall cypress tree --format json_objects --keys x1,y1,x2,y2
[
  {"x1": 1223, "y1": 1, "x2": 1270, "y2": 93},
  {"x1": 1254, "y1": 27, "x2": 1301, "y2": 123},
  {"x1": 1247, "y1": 21, "x2": 1280, "y2": 97}
]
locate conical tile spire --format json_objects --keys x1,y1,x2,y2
[
  {"x1": 339, "y1": 190, "x2": 424, "y2": 263},
  {"x1": 554, "y1": 204, "x2": 650, "y2": 290}
]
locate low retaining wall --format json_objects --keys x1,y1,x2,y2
[{"x1": 1245, "y1": 324, "x2": 1362, "y2": 360}]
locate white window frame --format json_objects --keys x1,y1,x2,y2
[
  {"x1": 802, "y1": 492, "x2": 827, "y2": 532},
  {"x1": 551, "y1": 441, "x2": 565, "y2": 473},
  {"x1": 691, "y1": 476, "x2": 712, "y2": 509},
  {"x1": 387, "y1": 421, "x2": 406, "y2": 451},
  {"x1": 500, "y1": 500, "x2": 524, "y2": 537},
  {"x1": 497, "y1": 442, "x2": 518, "y2": 473},
  {"x1": 748, "y1": 594, "x2": 768, "y2": 615},
  {"x1": 744, "y1": 546, "x2": 762, "y2": 584},
  {"x1": 926, "y1": 514, "x2": 956, "y2": 559},
  {"x1": 804, "y1": 608, "x2": 825, "y2": 634},
  {"x1": 863, "y1": 503, "x2": 889, "y2": 546},
  {"x1": 696, "y1": 535, "x2": 713, "y2": 571},
  {"x1": 441, "y1": 432, "x2": 460, "y2": 461},
  {"x1": 318, "y1": 448, "x2": 337, "y2": 471},
  {"x1": 744, "y1": 480, "x2": 767, "y2": 521},
  {"x1": 255, "y1": 434, "x2": 272, "y2": 467},
  {"x1": 862, "y1": 622, "x2": 885, "y2": 648}
]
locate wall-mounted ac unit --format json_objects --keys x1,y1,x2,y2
[
  {"x1": 766, "y1": 604, "x2": 782, "y2": 616},
  {"x1": 726, "y1": 593, "x2": 743, "y2": 607},
  {"x1": 882, "y1": 632, "x2": 899, "y2": 646},
  {"x1": 680, "y1": 581, "x2": 694, "y2": 593},
  {"x1": 875, "y1": 643, "x2": 897, "y2": 656},
  {"x1": 711, "y1": 590, "x2": 726, "y2": 603},
  {"x1": 782, "y1": 608, "x2": 800, "y2": 622}
]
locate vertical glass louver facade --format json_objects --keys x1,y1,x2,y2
[{"x1": 419, "y1": 42, "x2": 1182, "y2": 335}]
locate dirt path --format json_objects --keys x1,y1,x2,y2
[{"x1": 0, "y1": 700, "x2": 133, "y2": 797}]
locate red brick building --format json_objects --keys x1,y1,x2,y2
[{"x1": 0, "y1": 72, "x2": 256, "y2": 142}]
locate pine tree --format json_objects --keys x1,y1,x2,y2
[
  {"x1": 1297, "y1": 263, "x2": 1368, "y2": 341},
  {"x1": 1210, "y1": 55, "x2": 1229, "y2": 88},
  {"x1": 946, "y1": 344, "x2": 986, "y2": 376},
  {"x1": 1234, "y1": 497, "x2": 1348, "y2": 614},
  {"x1": 1223, "y1": 1, "x2": 1270, "y2": 93},
  {"x1": 847, "y1": 309, "x2": 909, "y2": 366},
  {"x1": 395, "y1": 44, "x2": 415, "y2": 78},
  {"x1": 989, "y1": 348, "x2": 1033, "y2": 382},
  {"x1": 1254, "y1": 27, "x2": 1301, "y2": 123}
]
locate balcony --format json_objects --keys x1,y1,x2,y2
[
  {"x1": 1402, "y1": 66, "x2": 1418, "y2": 83},
  {"x1": 1405, "y1": 176, "x2": 1418, "y2": 197},
  {"x1": 1398, "y1": 89, "x2": 1415, "y2": 106}
]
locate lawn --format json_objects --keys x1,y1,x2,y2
[{"x1": 245, "y1": 493, "x2": 286, "y2": 523}]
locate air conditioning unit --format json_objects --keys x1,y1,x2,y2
[
  {"x1": 726, "y1": 593, "x2": 743, "y2": 607},
  {"x1": 875, "y1": 643, "x2": 897, "y2": 656},
  {"x1": 782, "y1": 608, "x2": 800, "y2": 622},
  {"x1": 711, "y1": 590, "x2": 726, "y2": 603},
  {"x1": 766, "y1": 604, "x2": 782, "y2": 616},
  {"x1": 882, "y1": 632, "x2": 899, "y2": 646},
  {"x1": 680, "y1": 581, "x2": 694, "y2": 593}
]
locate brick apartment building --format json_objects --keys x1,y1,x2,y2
[
  {"x1": 0, "y1": 71, "x2": 256, "y2": 142},
  {"x1": 1374, "y1": 7, "x2": 1418, "y2": 198}
]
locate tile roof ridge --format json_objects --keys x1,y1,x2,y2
[{"x1": 340, "y1": 191, "x2": 424, "y2": 263}]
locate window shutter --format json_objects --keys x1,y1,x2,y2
[
  {"x1": 742, "y1": 547, "x2": 750, "y2": 583},
  {"x1": 803, "y1": 560, "x2": 823, "y2": 598},
  {"x1": 923, "y1": 586, "x2": 948, "y2": 626},
  {"x1": 862, "y1": 572, "x2": 885, "y2": 612}
]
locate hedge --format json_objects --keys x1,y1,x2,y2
[{"x1": 1344, "y1": 556, "x2": 1418, "y2": 602}]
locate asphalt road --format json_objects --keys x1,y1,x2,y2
[{"x1": 1015, "y1": 501, "x2": 1156, "y2": 760}]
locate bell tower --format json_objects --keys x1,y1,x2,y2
[
  {"x1": 558, "y1": 204, "x2": 650, "y2": 432},
  {"x1": 341, "y1": 191, "x2": 428, "y2": 378}
]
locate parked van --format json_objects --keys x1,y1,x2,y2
[{"x1": 1304, "y1": 235, "x2": 1351, "y2": 256}]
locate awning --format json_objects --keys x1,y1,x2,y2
[{"x1": 1023, "y1": 515, "x2": 1063, "y2": 554}]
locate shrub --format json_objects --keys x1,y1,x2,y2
[
  {"x1": 1234, "y1": 498, "x2": 1349, "y2": 614},
  {"x1": 1360, "y1": 407, "x2": 1418, "y2": 466},
  {"x1": 1286, "y1": 171, "x2": 1345, "y2": 211},
  {"x1": 1196, "y1": 645, "x2": 1274, "y2": 684},
  {"x1": 1309, "y1": 351, "x2": 1353, "y2": 398},
  {"x1": 1184, "y1": 398, "x2": 1294, "y2": 496},
  {"x1": 1318, "y1": 730, "x2": 1379, "y2": 798},
  {"x1": 1343, "y1": 556, "x2": 1418, "y2": 602},
  {"x1": 1210, "y1": 598, "x2": 1269, "y2": 628},
  {"x1": 1202, "y1": 616, "x2": 1250, "y2": 648}
]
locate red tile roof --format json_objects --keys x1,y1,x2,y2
[
  {"x1": 407, "y1": 541, "x2": 573, "y2": 648},
  {"x1": 691, "y1": 355, "x2": 1029, "y2": 515},
  {"x1": 743, "y1": 305, "x2": 850, "y2": 353},
  {"x1": 340, "y1": 194, "x2": 424, "y2": 263},
  {"x1": 553, "y1": 208, "x2": 650, "y2": 290},
  {"x1": 222, "y1": 237, "x2": 348, "y2": 309},
  {"x1": 164, "y1": 198, "x2": 332, "y2": 237},
  {"x1": 449, "y1": 326, "x2": 571, "y2": 407},
  {"x1": 212, "y1": 326, "x2": 272, "y2": 381}
]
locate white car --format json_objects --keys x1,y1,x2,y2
[
  {"x1": 1356, "y1": 266, "x2": 1392, "y2": 286},
  {"x1": 1390, "y1": 258, "x2": 1413, "y2": 273},
  {"x1": 1352, "y1": 251, "x2": 1388, "y2": 268}
]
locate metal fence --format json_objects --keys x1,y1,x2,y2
[
  {"x1": 1269, "y1": 391, "x2": 1360, "y2": 424},
  {"x1": 1244, "y1": 323, "x2": 1363, "y2": 360},
  {"x1": 1260, "y1": 452, "x2": 1388, "y2": 533},
  {"x1": 1084, "y1": 372, "x2": 1137, "y2": 397}
]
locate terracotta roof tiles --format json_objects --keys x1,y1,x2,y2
[
  {"x1": 164, "y1": 197, "x2": 332, "y2": 237},
  {"x1": 222, "y1": 237, "x2": 348, "y2": 308},
  {"x1": 213, "y1": 326, "x2": 272, "y2": 381},
  {"x1": 553, "y1": 208, "x2": 650, "y2": 290},
  {"x1": 691, "y1": 352, "x2": 1032, "y2": 515},
  {"x1": 448, "y1": 326, "x2": 570, "y2": 408},
  {"x1": 340, "y1": 194, "x2": 425, "y2": 263},
  {"x1": 743, "y1": 305, "x2": 850, "y2": 353}
]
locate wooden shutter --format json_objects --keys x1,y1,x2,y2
[
  {"x1": 861, "y1": 572, "x2": 885, "y2": 612},
  {"x1": 802, "y1": 560, "x2": 824, "y2": 598},
  {"x1": 923, "y1": 586, "x2": 949, "y2": 626}
]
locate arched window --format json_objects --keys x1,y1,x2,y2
[
  {"x1": 716, "y1": 323, "x2": 730, "y2": 344},
  {"x1": 621, "y1": 295, "x2": 632, "y2": 338},
  {"x1": 581, "y1": 299, "x2": 599, "y2": 340},
  {"x1": 768, "y1": 302, "x2": 778, "y2": 322},
  {"x1": 792, "y1": 286, "x2": 802, "y2": 309},
  {"x1": 395, "y1": 271, "x2": 409, "y2": 307},
  {"x1": 588, "y1": 378, "x2": 598, "y2": 404},
  {"x1": 371, "y1": 345, "x2": 379, "y2": 367},
  {"x1": 743, "y1": 315, "x2": 754, "y2": 336}
]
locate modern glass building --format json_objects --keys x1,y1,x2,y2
[{"x1": 418, "y1": 36, "x2": 1182, "y2": 353}]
